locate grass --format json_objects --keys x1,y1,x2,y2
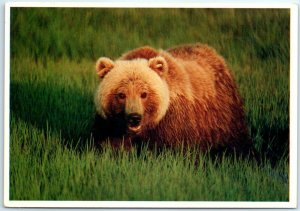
[
  {"x1": 9, "y1": 8, "x2": 290, "y2": 201},
  {"x1": 10, "y1": 117, "x2": 288, "y2": 201}
]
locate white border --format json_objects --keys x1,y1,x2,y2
[
  {"x1": 290, "y1": 3, "x2": 298, "y2": 208},
  {"x1": 2, "y1": 201, "x2": 297, "y2": 208},
  {"x1": 4, "y1": 2, "x2": 298, "y2": 208},
  {"x1": 3, "y1": 2, "x2": 297, "y2": 8},
  {"x1": 4, "y1": 1, "x2": 10, "y2": 208}
]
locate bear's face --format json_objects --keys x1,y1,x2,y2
[{"x1": 94, "y1": 57, "x2": 170, "y2": 134}]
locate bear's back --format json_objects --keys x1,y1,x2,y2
[
  {"x1": 166, "y1": 44, "x2": 250, "y2": 152},
  {"x1": 167, "y1": 44, "x2": 229, "y2": 78}
]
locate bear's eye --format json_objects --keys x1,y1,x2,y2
[
  {"x1": 141, "y1": 92, "x2": 147, "y2": 99},
  {"x1": 117, "y1": 93, "x2": 126, "y2": 100}
]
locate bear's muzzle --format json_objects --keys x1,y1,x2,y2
[{"x1": 126, "y1": 113, "x2": 142, "y2": 133}]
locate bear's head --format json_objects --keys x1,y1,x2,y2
[{"x1": 94, "y1": 56, "x2": 170, "y2": 134}]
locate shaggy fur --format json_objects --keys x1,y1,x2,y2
[{"x1": 93, "y1": 43, "x2": 252, "y2": 154}]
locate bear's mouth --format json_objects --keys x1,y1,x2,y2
[
  {"x1": 128, "y1": 125, "x2": 142, "y2": 133},
  {"x1": 126, "y1": 113, "x2": 142, "y2": 134}
]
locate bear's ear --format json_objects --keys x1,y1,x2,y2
[
  {"x1": 148, "y1": 56, "x2": 168, "y2": 77},
  {"x1": 95, "y1": 57, "x2": 115, "y2": 78}
]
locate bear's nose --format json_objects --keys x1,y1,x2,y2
[{"x1": 127, "y1": 113, "x2": 142, "y2": 127}]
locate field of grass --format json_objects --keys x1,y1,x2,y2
[{"x1": 9, "y1": 8, "x2": 290, "y2": 201}]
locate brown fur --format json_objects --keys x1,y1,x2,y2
[{"x1": 93, "y1": 43, "x2": 252, "y2": 154}]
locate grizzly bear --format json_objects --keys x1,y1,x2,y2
[{"x1": 92, "y1": 43, "x2": 252, "y2": 155}]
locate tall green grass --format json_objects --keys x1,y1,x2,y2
[
  {"x1": 10, "y1": 8, "x2": 289, "y2": 201},
  {"x1": 10, "y1": 117, "x2": 288, "y2": 201}
]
